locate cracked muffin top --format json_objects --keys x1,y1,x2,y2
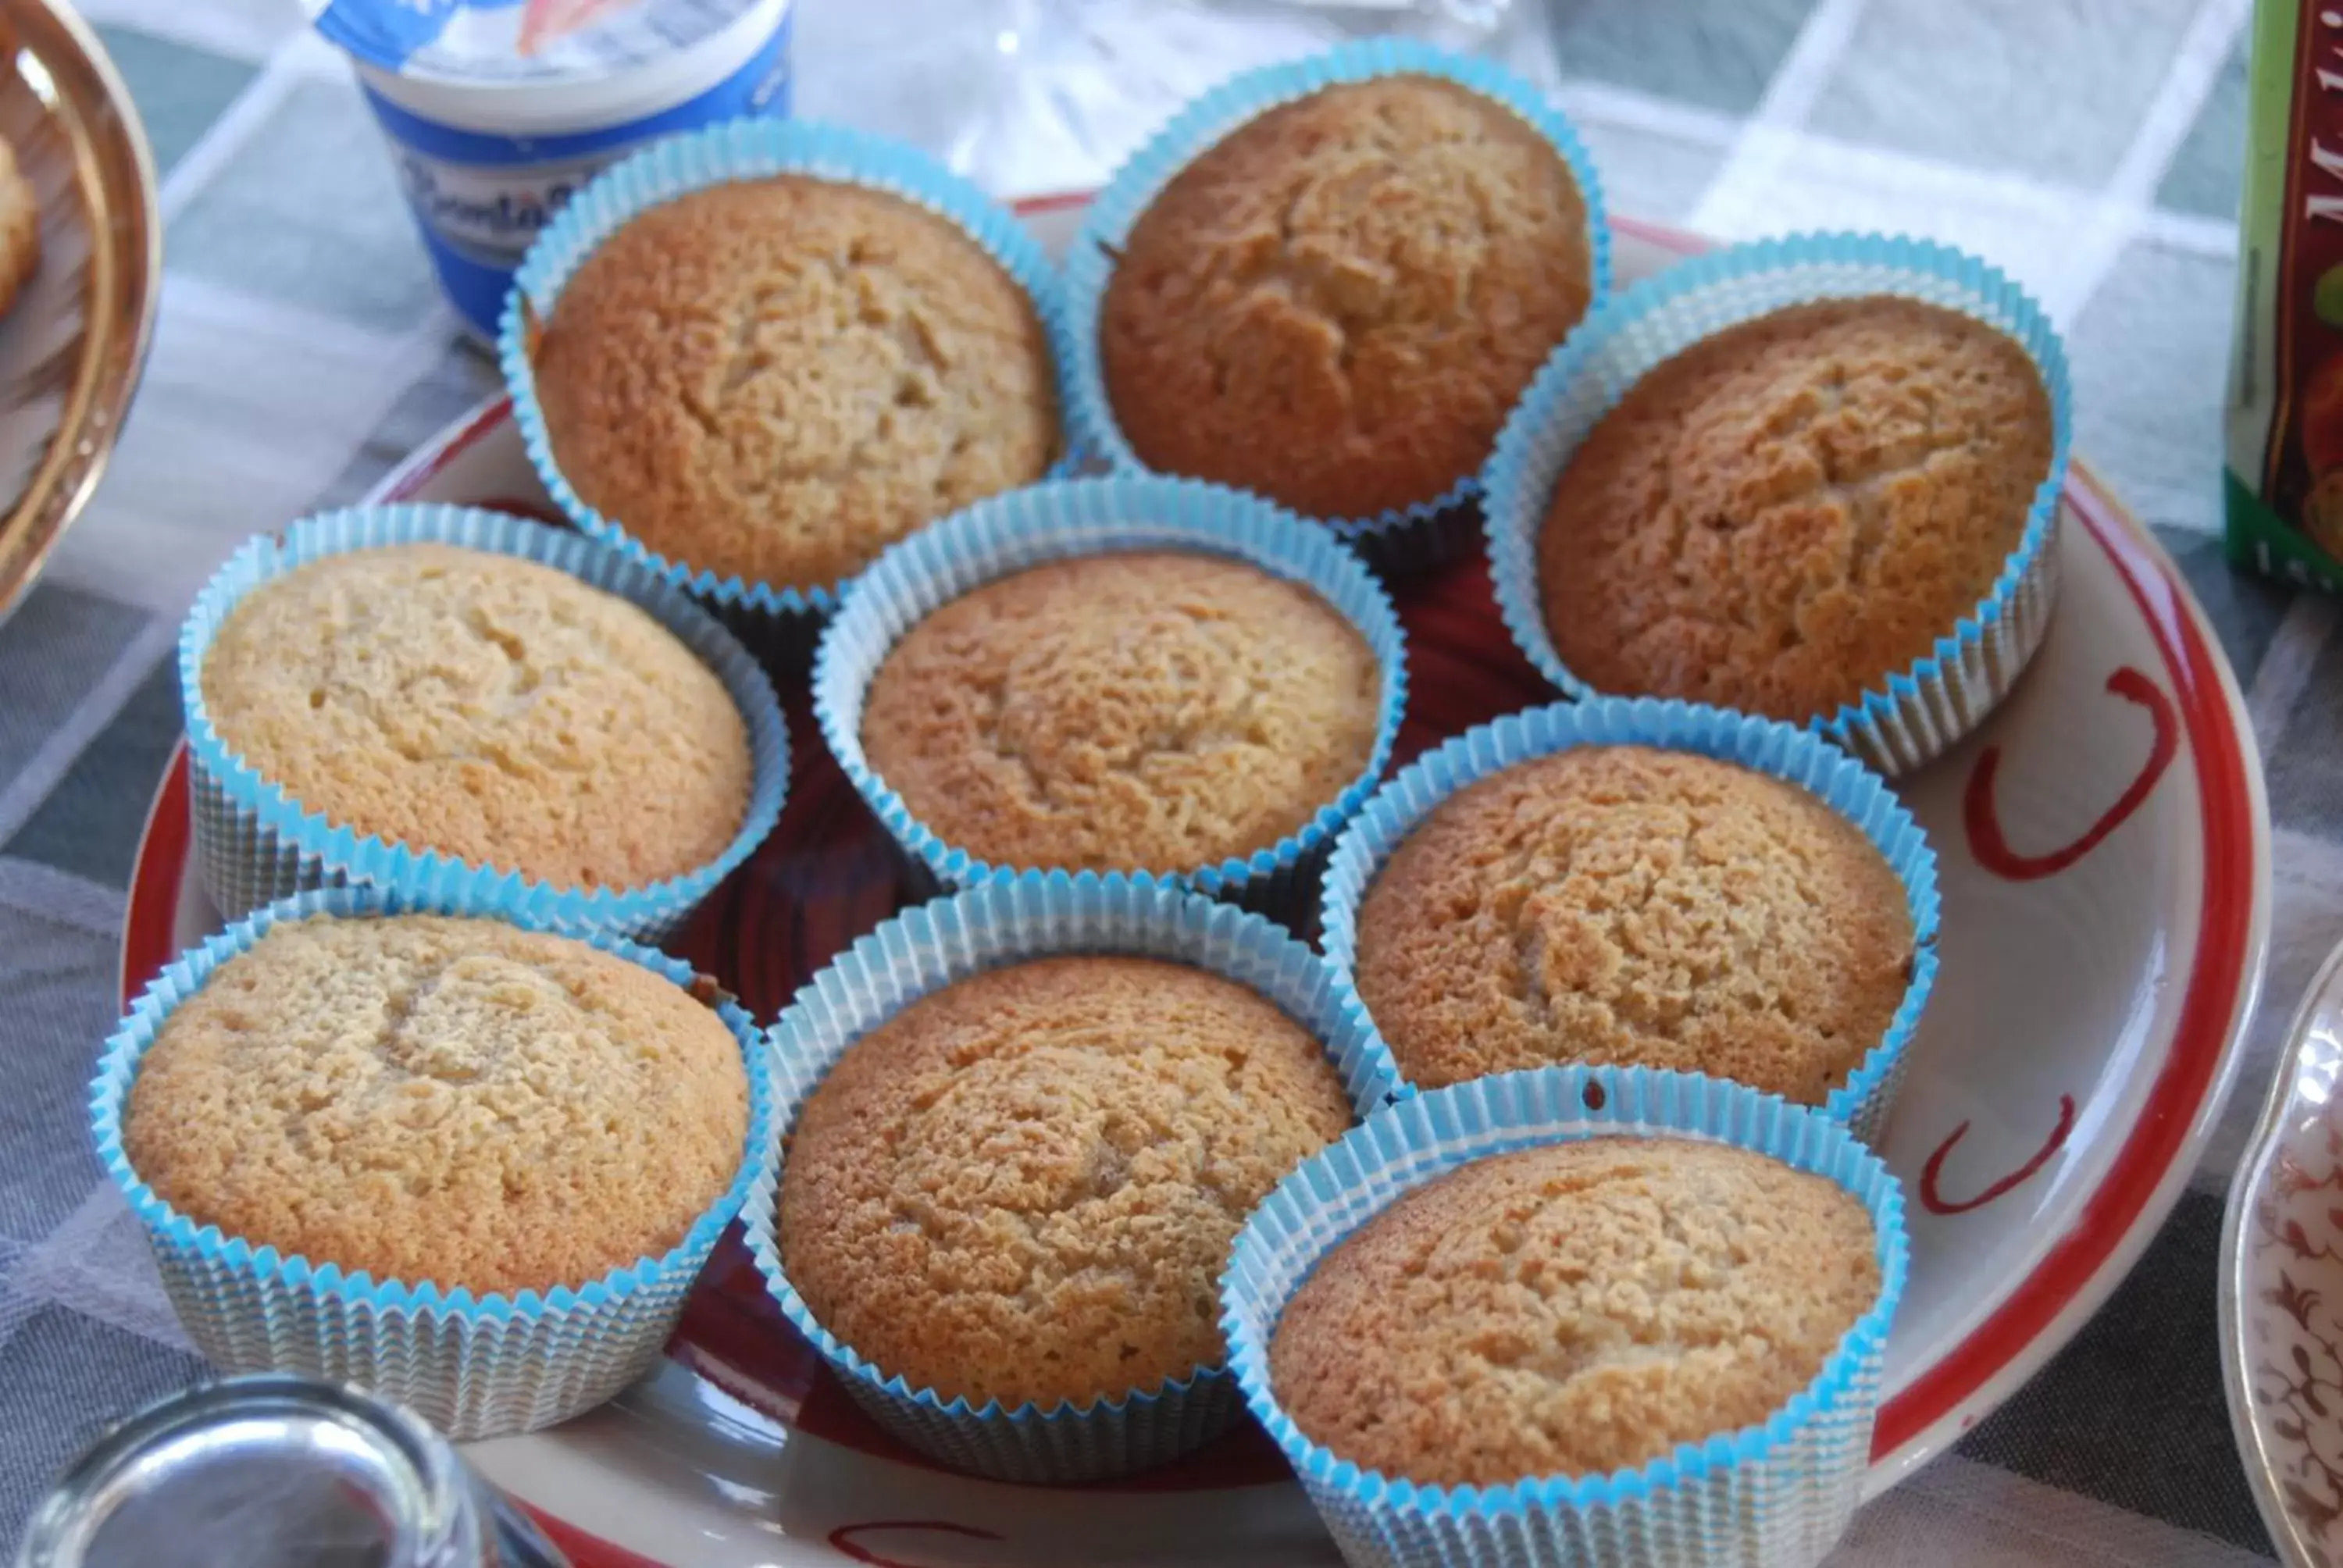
[
  {"x1": 1536, "y1": 295, "x2": 2053, "y2": 722},
  {"x1": 779, "y1": 955, "x2": 1353, "y2": 1406},
  {"x1": 122, "y1": 913, "x2": 751, "y2": 1296},
  {"x1": 530, "y1": 176, "x2": 1061, "y2": 592},
  {"x1": 1097, "y1": 74, "x2": 1593, "y2": 520},
  {"x1": 1353, "y1": 746, "x2": 1913, "y2": 1103},
  {"x1": 1270, "y1": 1137, "x2": 1880, "y2": 1484},
  {"x1": 857, "y1": 550, "x2": 1382, "y2": 873},
  {"x1": 200, "y1": 542, "x2": 751, "y2": 892}
]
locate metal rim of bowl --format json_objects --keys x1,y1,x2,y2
[{"x1": 0, "y1": 0, "x2": 161, "y2": 621}]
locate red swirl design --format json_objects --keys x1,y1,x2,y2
[
  {"x1": 1920, "y1": 1095, "x2": 2077, "y2": 1216},
  {"x1": 1964, "y1": 667, "x2": 2177, "y2": 881},
  {"x1": 830, "y1": 1522, "x2": 1004, "y2": 1566}
]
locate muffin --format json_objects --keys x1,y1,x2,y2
[
  {"x1": 1098, "y1": 73, "x2": 1594, "y2": 521},
  {"x1": 199, "y1": 541, "x2": 752, "y2": 893},
  {"x1": 1536, "y1": 294, "x2": 2055, "y2": 722},
  {"x1": 779, "y1": 954, "x2": 1354, "y2": 1408},
  {"x1": 858, "y1": 550, "x2": 1383, "y2": 873},
  {"x1": 1353, "y1": 745, "x2": 1913, "y2": 1102},
  {"x1": 121, "y1": 913, "x2": 751, "y2": 1296},
  {"x1": 1268, "y1": 1136, "x2": 1882, "y2": 1485},
  {"x1": 531, "y1": 175, "x2": 1061, "y2": 593}
]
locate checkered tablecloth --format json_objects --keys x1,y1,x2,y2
[{"x1": 0, "y1": 0, "x2": 2300, "y2": 1562}]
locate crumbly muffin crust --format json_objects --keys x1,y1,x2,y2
[
  {"x1": 123, "y1": 914, "x2": 751, "y2": 1296},
  {"x1": 1354, "y1": 747, "x2": 1913, "y2": 1102},
  {"x1": 779, "y1": 955, "x2": 1353, "y2": 1406},
  {"x1": 1537, "y1": 295, "x2": 2053, "y2": 720},
  {"x1": 859, "y1": 551, "x2": 1382, "y2": 872},
  {"x1": 1100, "y1": 75, "x2": 1592, "y2": 520},
  {"x1": 1271, "y1": 1138, "x2": 1881, "y2": 1484},
  {"x1": 533, "y1": 176, "x2": 1060, "y2": 591},
  {"x1": 201, "y1": 543, "x2": 751, "y2": 893}
]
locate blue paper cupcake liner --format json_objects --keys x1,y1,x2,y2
[
  {"x1": 1222, "y1": 1064, "x2": 1908, "y2": 1568},
  {"x1": 1061, "y1": 39, "x2": 1611, "y2": 573},
  {"x1": 740, "y1": 870, "x2": 1402, "y2": 1484},
  {"x1": 1320, "y1": 698, "x2": 1938, "y2": 1145},
  {"x1": 1483, "y1": 231, "x2": 2074, "y2": 776},
  {"x1": 499, "y1": 116, "x2": 1087, "y2": 626},
  {"x1": 89, "y1": 885, "x2": 779, "y2": 1442},
  {"x1": 813, "y1": 475, "x2": 1409, "y2": 929},
  {"x1": 178, "y1": 503, "x2": 790, "y2": 939}
]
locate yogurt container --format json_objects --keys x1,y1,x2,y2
[{"x1": 315, "y1": 0, "x2": 794, "y2": 339}]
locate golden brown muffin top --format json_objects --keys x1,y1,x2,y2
[
  {"x1": 858, "y1": 551, "x2": 1383, "y2": 872},
  {"x1": 779, "y1": 956, "x2": 1353, "y2": 1407},
  {"x1": 1271, "y1": 1138, "x2": 1880, "y2": 1484},
  {"x1": 123, "y1": 914, "x2": 751, "y2": 1297},
  {"x1": 1099, "y1": 75, "x2": 1592, "y2": 520},
  {"x1": 1537, "y1": 295, "x2": 2053, "y2": 721},
  {"x1": 201, "y1": 543, "x2": 751, "y2": 893},
  {"x1": 1354, "y1": 747, "x2": 1913, "y2": 1102},
  {"x1": 533, "y1": 176, "x2": 1060, "y2": 592}
]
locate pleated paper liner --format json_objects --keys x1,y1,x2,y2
[
  {"x1": 1223, "y1": 1064, "x2": 1907, "y2": 1567},
  {"x1": 742, "y1": 871, "x2": 1402, "y2": 1483},
  {"x1": 1483, "y1": 231, "x2": 2074, "y2": 776},
  {"x1": 177, "y1": 503, "x2": 789, "y2": 939},
  {"x1": 501, "y1": 116, "x2": 1086, "y2": 659},
  {"x1": 813, "y1": 474, "x2": 1409, "y2": 928},
  {"x1": 91, "y1": 885, "x2": 779, "y2": 1441}
]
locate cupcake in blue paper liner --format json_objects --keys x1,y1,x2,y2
[
  {"x1": 499, "y1": 117, "x2": 1084, "y2": 636},
  {"x1": 90, "y1": 885, "x2": 778, "y2": 1442},
  {"x1": 813, "y1": 475, "x2": 1407, "y2": 929},
  {"x1": 1222, "y1": 1064, "x2": 1907, "y2": 1568},
  {"x1": 1483, "y1": 230, "x2": 2074, "y2": 776},
  {"x1": 740, "y1": 871, "x2": 1400, "y2": 1484},
  {"x1": 179, "y1": 503, "x2": 789, "y2": 938},
  {"x1": 1321, "y1": 699, "x2": 1937, "y2": 1146},
  {"x1": 1061, "y1": 39, "x2": 1610, "y2": 575}
]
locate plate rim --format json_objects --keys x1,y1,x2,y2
[
  {"x1": 1860, "y1": 459, "x2": 2271, "y2": 1482},
  {"x1": 110, "y1": 217, "x2": 2275, "y2": 1559}
]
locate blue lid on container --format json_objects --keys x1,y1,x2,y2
[{"x1": 313, "y1": 0, "x2": 769, "y2": 85}]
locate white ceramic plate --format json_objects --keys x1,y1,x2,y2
[{"x1": 119, "y1": 211, "x2": 2273, "y2": 1567}]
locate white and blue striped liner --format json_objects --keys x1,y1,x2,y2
[
  {"x1": 1061, "y1": 39, "x2": 1611, "y2": 575},
  {"x1": 499, "y1": 116, "x2": 1086, "y2": 624},
  {"x1": 90, "y1": 885, "x2": 779, "y2": 1442},
  {"x1": 1222, "y1": 1064, "x2": 1908, "y2": 1568},
  {"x1": 1482, "y1": 231, "x2": 2075, "y2": 776},
  {"x1": 1320, "y1": 699, "x2": 1938, "y2": 1146},
  {"x1": 179, "y1": 504, "x2": 788, "y2": 939},
  {"x1": 742, "y1": 870, "x2": 1402, "y2": 1484},
  {"x1": 813, "y1": 475, "x2": 1409, "y2": 927}
]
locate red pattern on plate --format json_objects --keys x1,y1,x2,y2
[
  {"x1": 1963, "y1": 666, "x2": 2179, "y2": 882},
  {"x1": 829, "y1": 1523, "x2": 1005, "y2": 1566},
  {"x1": 1919, "y1": 1095, "x2": 2077, "y2": 1217},
  {"x1": 1870, "y1": 469, "x2": 2258, "y2": 1458}
]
